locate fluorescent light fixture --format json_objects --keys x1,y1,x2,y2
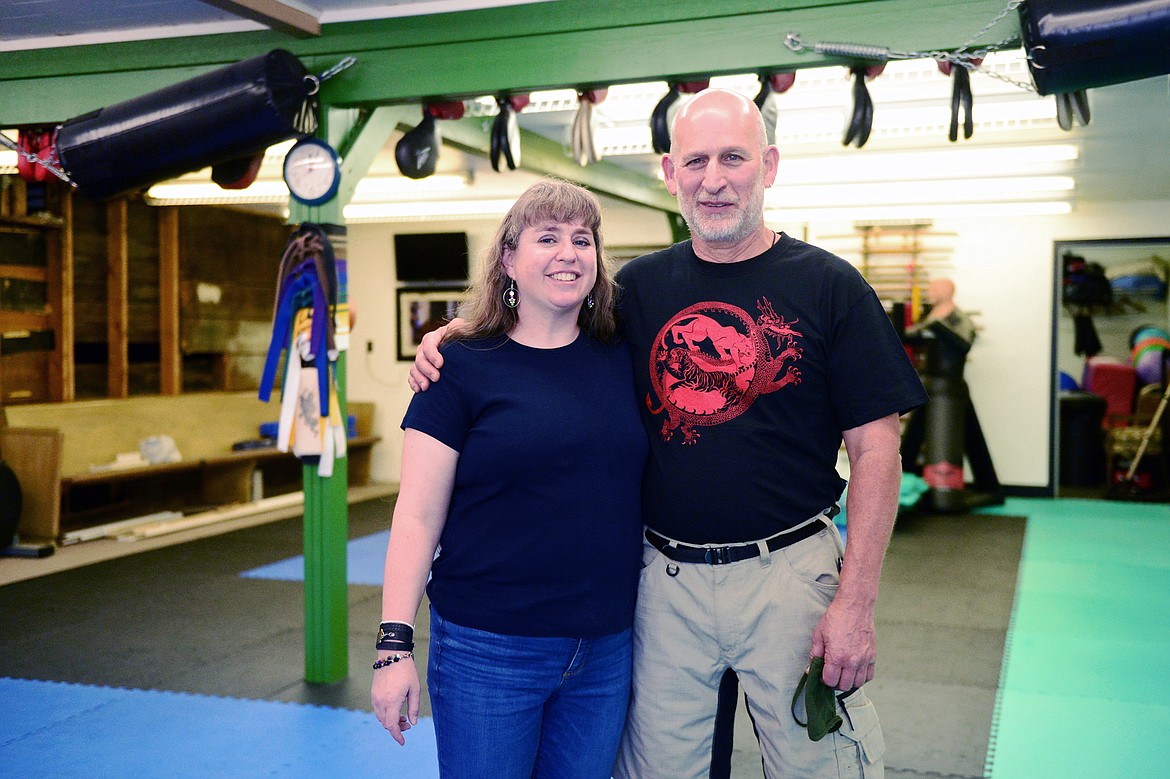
[
  {"x1": 353, "y1": 175, "x2": 468, "y2": 198},
  {"x1": 344, "y1": 199, "x2": 515, "y2": 223},
  {"x1": 765, "y1": 200, "x2": 1073, "y2": 224},
  {"x1": 775, "y1": 144, "x2": 1079, "y2": 184},
  {"x1": 766, "y1": 176, "x2": 1075, "y2": 208},
  {"x1": 145, "y1": 180, "x2": 290, "y2": 205},
  {"x1": 144, "y1": 174, "x2": 469, "y2": 206}
]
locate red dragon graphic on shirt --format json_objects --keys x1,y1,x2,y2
[{"x1": 646, "y1": 297, "x2": 803, "y2": 445}]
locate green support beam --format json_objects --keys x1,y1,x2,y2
[
  {"x1": 286, "y1": 107, "x2": 371, "y2": 685},
  {"x1": 333, "y1": 106, "x2": 417, "y2": 205},
  {"x1": 0, "y1": 0, "x2": 1017, "y2": 126}
]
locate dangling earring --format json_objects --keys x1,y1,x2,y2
[
  {"x1": 502, "y1": 278, "x2": 519, "y2": 309},
  {"x1": 584, "y1": 293, "x2": 596, "y2": 310}
]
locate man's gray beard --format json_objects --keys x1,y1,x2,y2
[{"x1": 679, "y1": 184, "x2": 766, "y2": 246}]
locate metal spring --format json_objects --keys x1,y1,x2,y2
[{"x1": 812, "y1": 41, "x2": 892, "y2": 62}]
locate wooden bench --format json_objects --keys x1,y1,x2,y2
[{"x1": 0, "y1": 392, "x2": 380, "y2": 543}]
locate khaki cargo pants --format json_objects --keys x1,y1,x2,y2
[{"x1": 613, "y1": 518, "x2": 885, "y2": 779}]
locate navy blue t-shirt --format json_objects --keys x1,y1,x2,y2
[
  {"x1": 616, "y1": 234, "x2": 927, "y2": 543},
  {"x1": 401, "y1": 333, "x2": 647, "y2": 638}
]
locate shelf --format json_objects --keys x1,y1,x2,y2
[
  {"x1": 0, "y1": 214, "x2": 65, "y2": 230},
  {"x1": 846, "y1": 222, "x2": 954, "y2": 315}
]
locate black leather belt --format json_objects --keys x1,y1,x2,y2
[{"x1": 645, "y1": 513, "x2": 832, "y2": 566}]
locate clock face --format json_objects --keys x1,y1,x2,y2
[{"x1": 283, "y1": 138, "x2": 341, "y2": 205}]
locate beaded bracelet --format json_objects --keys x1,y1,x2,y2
[{"x1": 373, "y1": 652, "x2": 414, "y2": 670}]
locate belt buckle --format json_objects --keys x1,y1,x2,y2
[{"x1": 704, "y1": 546, "x2": 732, "y2": 565}]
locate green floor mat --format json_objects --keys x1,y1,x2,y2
[{"x1": 987, "y1": 499, "x2": 1170, "y2": 779}]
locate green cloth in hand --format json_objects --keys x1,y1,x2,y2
[{"x1": 791, "y1": 656, "x2": 845, "y2": 742}]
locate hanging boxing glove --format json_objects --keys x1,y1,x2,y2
[
  {"x1": 490, "y1": 95, "x2": 528, "y2": 171},
  {"x1": 571, "y1": 94, "x2": 592, "y2": 166},
  {"x1": 16, "y1": 129, "x2": 57, "y2": 184},
  {"x1": 937, "y1": 59, "x2": 980, "y2": 142},
  {"x1": 490, "y1": 98, "x2": 510, "y2": 172},
  {"x1": 650, "y1": 83, "x2": 681, "y2": 154},
  {"x1": 395, "y1": 111, "x2": 441, "y2": 179},
  {"x1": 1055, "y1": 90, "x2": 1091, "y2": 131},
  {"x1": 502, "y1": 96, "x2": 524, "y2": 170},
  {"x1": 426, "y1": 101, "x2": 466, "y2": 121},
  {"x1": 754, "y1": 76, "x2": 778, "y2": 146},
  {"x1": 571, "y1": 88, "x2": 607, "y2": 166},
  {"x1": 949, "y1": 66, "x2": 973, "y2": 142},
  {"x1": 650, "y1": 80, "x2": 710, "y2": 154},
  {"x1": 212, "y1": 153, "x2": 265, "y2": 189},
  {"x1": 843, "y1": 65, "x2": 882, "y2": 148}
]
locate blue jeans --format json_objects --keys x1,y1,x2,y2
[{"x1": 428, "y1": 606, "x2": 632, "y2": 779}]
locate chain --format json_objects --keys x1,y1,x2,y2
[
  {"x1": 784, "y1": 0, "x2": 1035, "y2": 92},
  {"x1": 295, "y1": 56, "x2": 358, "y2": 135},
  {"x1": 956, "y1": 0, "x2": 1023, "y2": 53},
  {"x1": 0, "y1": 131, "x2": 72, "y2": 183},
  {"x1": 318, "y1": 55, "x2": 356, "y2": 83}
]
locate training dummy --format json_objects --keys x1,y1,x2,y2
[{"x1": 902, "y1": 279, "x2": 1002, "y2": 511}]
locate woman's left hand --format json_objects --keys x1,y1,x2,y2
[{"x1": 371, "y1": 658, "x2": 422, "y2": 745}]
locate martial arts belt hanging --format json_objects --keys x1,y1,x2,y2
[
  {"x1": 259, "y1": 224, "x2": 347, "y2": 477},
  {"x1": 52, "y1": 49, "x2": 317, "y2": 200}
]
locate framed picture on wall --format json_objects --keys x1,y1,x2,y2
[{"x1": 397, "y1": 286, "x2": 469, "y2": 361}]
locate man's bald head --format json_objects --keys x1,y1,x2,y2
[{"x1": 670, "y1": 88, "x2": 769, "y2": 156}]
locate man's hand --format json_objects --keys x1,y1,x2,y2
[
  {"x1": 407, "y1": 319, "x2": 463, "y2": 392},
  {"x1": 809, "y1": 597, "x2": 877, "y2": 692},
  {"x1": 812, "y1": 413, "x2": 899, "y2": 691}
]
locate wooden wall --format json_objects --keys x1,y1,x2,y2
[
  {"x1": 72, "y1": 195, "x2": 165, "y2": 397},
  {"x1": 1, "y1": 175, "x2": 290, "y2": 402},
  {"x1": 177, "y1": 208, "x2": 291, "y2": 393}
]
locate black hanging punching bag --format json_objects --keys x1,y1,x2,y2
[
  {"x1": 1019, "y1": 0, "x2": 1170, "y2": 95},
  {"x1": 56, "y1": 49, "x2": 312, "y2": 200},
  {"x1": 923, "y1": 375, "x2": 968, "y2": 512}
]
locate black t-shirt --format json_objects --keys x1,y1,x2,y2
[
  {"x1": 616, "y1": 234, "x2": 927, "y2": 543},
  {"x1": 402, "y1": 334, "x2": 647, "y2": 638}
]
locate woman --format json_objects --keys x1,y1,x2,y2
[{"x1": 371, "y1": 178, "x2": 647, "y2": 779}]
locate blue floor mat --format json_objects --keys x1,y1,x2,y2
[
  {"x1": 0, "y1": 677, "x2": 437, "y2": 779},
  {"x1": 241, "y1": 530, "x2": 390, "y2": 585}
]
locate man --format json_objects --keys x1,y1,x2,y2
[{"x1": 411, "y1": 89, "x2": 926, "y2": 778}]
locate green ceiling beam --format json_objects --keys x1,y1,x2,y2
[
  {"x1": 0, "y1": 0, "x2": 1016, "y2": 126},
  {"x1": 334, "y1": 105, "x2": 417, "y2": 205},
  {"x1": 435, "y1": 116, "x2": 679, "y2": 213}
]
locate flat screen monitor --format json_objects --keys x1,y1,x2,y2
[{"x1": 394, "y1": 232, "x2": 469, "y2": 283}]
